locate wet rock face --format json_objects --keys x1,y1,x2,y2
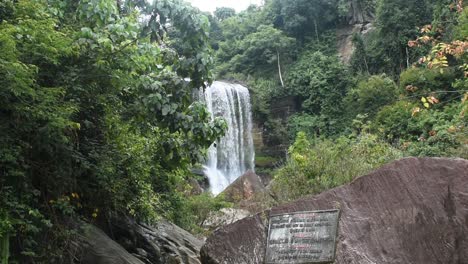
[{"x1": 201, "y1": 158, "x2": 468, "y2": 264}]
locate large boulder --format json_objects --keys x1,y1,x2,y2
[
  {"x1": 201, "y1": 157, "x2": 468, "y2": 264},
  {"x1": 77, "y1": 218, "x2": 204, "y2": 264},
  {"x1": 221, "y1": 170, "x2": 264, "y2": 203},
  {"x1": 109, "y1": 218, "x2": 204, "y2": 264},
  {"x1": 203, "y1": 208, "x2": 251, "y2": 231},
  {"x1": 221, "y1": 170, "x2": 274, "y2": 213},
  {"x1": 78, "y1": 224, "x2": 145, "y2": 264}
]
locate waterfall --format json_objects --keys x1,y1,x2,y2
[{"x1": 203, "y1": 81, "x2": 255, "y2": 195}]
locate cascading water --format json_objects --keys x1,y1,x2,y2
[{"x1": 203, "y1": 81, "x2": 255, "y2": 195}]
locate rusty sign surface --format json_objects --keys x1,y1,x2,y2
[{"x1": 265, "y1": 209, "x2": 340, "y2": 264}]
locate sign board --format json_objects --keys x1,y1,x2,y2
[{"x1": 265, "y1": 209, "x2": 340, "y2": 264}]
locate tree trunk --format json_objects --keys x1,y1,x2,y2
[
  {"x1": 277, "y1": 49, "x2": 284, "y2": 88},
  {"x1": 406, "y1": 47, "x2": 410, "y2": 68},
  {"x1": 364, "y1": 55, "x2": 370, "y2": 75},
  {"x1": 1, "y1": 233, "x2": 9, "y2": 264},
  {"x1": 313, "y1": 19, "x2": 319, "y2": 43}
]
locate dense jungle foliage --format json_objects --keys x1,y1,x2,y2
[
  {"x1": 207, "y1": 0, "x2": 467, "y2": 200},
  {"x1": 0, "y1": 0, "x2": 467, "y2": 262},
  {"x1": 0, "y1": 0, "x2": 228, "y2": 262}
]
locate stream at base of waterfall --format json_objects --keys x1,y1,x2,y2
[{"x1": 203, "y1": 81, "x2": 255, "y2": 195}]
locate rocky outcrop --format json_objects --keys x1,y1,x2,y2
[
  {"x1": 78, "y1": 224, "x2": 145, "y2": 264},
  {"x1": 337, "y1": 22, "x2": 374, "y2": 64},
  {"x1": 200, "y1": 214, "x2": 269, "y2": 264},
  {"x1": 76, "y1": 217, "x2": 204, "y2": 264},
  {"x1": 337, "y1": 24, "x2": 363, "y2": 64},
  {"x1": 220, "y1": 170, "x2": 275, "y2": 213},
  {"x1": 336, "y1": 0, "x2": 375, "y2": 64},
  {"x1": 109, "y1": 218, "x2": 204, "y2": 264},
  {"x1": 201, "y1": 158, "x2": 468, "y2": 264},
  {"x1": 203, "y1": 208, "x2": 251, "y2": 231},
  {"x1": 345, "y1": 0, "x2": 374, "y2": 25},
  {"x1": 251, "y1": 122, "x2": 264, "y2": 152},
  {"x1": 221, "y1": 170, "x2": 264, "y2": 203}
]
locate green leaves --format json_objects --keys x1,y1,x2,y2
[
  {"x1": 162, "y1": 104, "x2": 171, "y2": 116},
  {"x1": 286, "y1": 51, "x2": 351, "y2": 135},
  {"x1": 216, "y1": 24, "x2": 295, "y2": 75},
  {"x1": 1, "y1": 0, "x2": 225, "y2": 261},
  {"x1": 78, "y1": 0, "x2": 118, "y2": 27},
  {"x1": 421, "y1": 97, "x2": 430, "y2": 108},
  {"x1": 267, "y1": 0, "x2": 340, "y2": 41},
  {"x1": 214, "y1": 7, "x2": 236, "y2": 21},
  {"x1": 136, "y1": 0, "x2": 214, "y2": 88},
  {"x1": 370, "y1": 0, "x2": 434, "y2": 76},
  {"x1": 344, "y1": 74, "x2": 398, "y2": 119},
  {"x1": 272, "y1": 132, "x2": 402, "y2": 202}
]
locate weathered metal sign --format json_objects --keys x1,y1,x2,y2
[{"x1": 265, "y1": 209, "x2": 340, "y2": 264}]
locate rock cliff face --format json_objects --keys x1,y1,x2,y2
[
  {"x1": 337, "y1": 23, "x2": 374, "y2": 64},
  {"x1": 201, "y1": 158, "x2": 468, "y2": 264},
  {"x1": 346, "y1": 0, "x2": 374, "y2": 25},
  {"x1": 337, "y1": 0, "x2": 375, "y2": 64}
]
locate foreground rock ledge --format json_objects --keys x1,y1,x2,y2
[
  {"x1": 79, "y1": 219, "x2": 203, "y2": 264},
  {"x1": 201, "y1": 157, "x2": 468, "y2": 264}
]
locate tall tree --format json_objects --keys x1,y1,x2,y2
[
  {"x1": 373, "y1": 0, "x2": 433, "y2": 75},
  {"x1": 217, "y1": 25, "x2": 295, "y2": 78},
  {"x1": 214, "y1": 7, "x2": 236, "y2": 21},
  {"x1": 286, "y1": 51, "x2": 351, "y2": 135},
  {"x1": 266, "y1": 0, "x2": 339, "y2": 42}
]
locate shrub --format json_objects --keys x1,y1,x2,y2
[
  {"x1": 344, "y1": 74, "x2": 398, "y2": 119},
  {"x1": 271, "y1": 132, "x2": 402, "y2": 202},
  {"x1": 286, "y1": 51, "x2": 351, "y2": 136},
  {"x1": 176, "y1": 193, "x2": 231, "y2": 235},
  {"x1": 287, "y1": 113, "x2": 322, "y2": 141},
  {"x1": 373, "y1": 101, "x2": 421, "y2": 142}
]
